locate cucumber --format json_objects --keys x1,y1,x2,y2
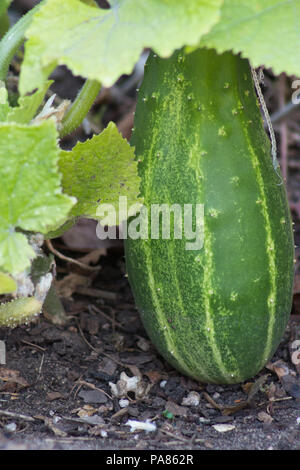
[{"x1": 124, "y1": 48, "x2": 294, "y2": 384}]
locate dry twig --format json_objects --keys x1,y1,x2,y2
[{"x1": 45, "y1": 239, "x2": 101, "y2": 272}]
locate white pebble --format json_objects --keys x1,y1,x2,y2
[
  {"x1": 199, "y1": 417, "x2": 210, "y2": 424},
  {"x1": 119, "y1": 398, "x2": 130, "y2": 408},
  {"x1": 182, "y1": 391, "x2": 200, "y2": 406},
  {"x1": 5, "y1": 422, "x2": 17, "y2": 432}
]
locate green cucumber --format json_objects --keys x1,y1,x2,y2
[
  {"x1": 0, "y1": 296, "x2": 42, "y2": 327},
  {"x1": 124, "y1": 47, "x2": 294, "y2": 384}
]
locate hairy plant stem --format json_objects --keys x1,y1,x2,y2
[
  {"x1": 59, "y1": 79, "x2": 101, "y2": 138},
  {"x1": 0, "y1": 0, "x2": 46, "y2": 80},
  {"x1": 0, "y1": 297, "x2": 42, "y2": 327}
]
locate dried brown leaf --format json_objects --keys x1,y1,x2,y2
[
  {"x1": 242, "y1": 382, "x2": 253, "y2": 394},
  {"x1": 77, "y1": 405, "x2": 98, "y2": 417},
  {"x1": 165, "y1": 400, "x2": 188, "y2": 417},
  {"x1": 46, "y1": 391, "x2": 65, "y2": 401},
  {"x1": 143, "y1": 370, "x2": 168, "y2": 385},
  {"x1": 55, "y1": 273, "x2": 91, "y2": 298},
  {"x1": 77, "y1": 248, "x2": 106, "y2": 266},
  {"x1": 222, "y1": 401, "x2": 248, "y2": 416},
  {"x1": 126, "y1": 364, "x2": 142, "y2": 379},
  {"x1": 36, "y1": 415, "x2": 67, "y2": 437},
  {"x1": 0, "y1": 367, "x2": 29, "y2": 392},
  {"x1": 257, "y1": 411, "x2": 273, "y2": 424},
  {"x1": 247, "y1": 374, "x2": 269, "y2": 401}
]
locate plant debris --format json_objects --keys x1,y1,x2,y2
[
  {"x1": 125, "y1": 419, "x2": 157, "y2": 433},
  {"x1": 0, "y1": 9, "x2": 300, "y2": 448},
  {"x1": 0, "y1": 245, "x2": 299, "y2": 450}
]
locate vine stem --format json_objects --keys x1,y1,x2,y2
[
  {"x1": 0, "y1": 10, "x2": 10, "y2": 39},
  {"x1": 0, "y1": 0, "x2": 46, "y2": 80},
  {"x1": 0, "y1": 297, "x2": 42, "y2": 327},
  {"x1": 59, "y1": 78, "x2": 101, "y2": 138},
  {"x1": 0, "y1": 1, "x2": 101, "y2": 137}
]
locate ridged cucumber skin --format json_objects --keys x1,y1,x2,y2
[{"x1": 124, "y1": 48, "x2": 294, "y2": 384}]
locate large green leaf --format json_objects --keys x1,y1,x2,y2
[
  {"x1": 59, "y1": 121, "x2": 142, "y2": 225},
  {"x1": 0, "y1": 271, "x2": 17, "y2": 294},
  {"x1": 0, "y1": 121, "x2": 75, "y2": 274},
  {"x1": 0, "y1": 82, "x2": 10, "y2": 121},
  {"x1": 6, "y1": 81, "x2": 52, "y2": 124},
  {"x1": 19, "y1": 0, "x2": 222, "y2": 94},
  {"x1": 199, "y1": 0, "x2": 300, "y2": 76}
]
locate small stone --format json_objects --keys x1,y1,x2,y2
[
  {"x1": 182, "y1": 391, "x2": 200, "y2": 407},
  {"x1": 137, "y1": 337, "x2": 150, "y2": 352},
  {"x1": 78, "y1": 389, "x2": 108, "y2": 404},
  {"x1": 5, "y1": 422, "x2": 17, "y2": 432},
  {"x1": 257, "y1": 411, "x2": 273, "y2": 424},
  {"x1": 199, "y1": 417, "x2": 210, "y2": 424},
  {"x1": 119, "y1": 398, "x2": 130, "y2": 408}
]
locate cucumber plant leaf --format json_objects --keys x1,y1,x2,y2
[
  {"x1": 59, "y1": 121, "x2": 142, "y2": 225},
  {"x1": 19, "y1": 0, "x2": 222, "y2": 94},
  {"x1": 0, "y1": 80, "x2": 52, "y2": 124},
  {"x1": 0, "y1": 81, "x2": 10, "y2": 121},
  {"x1": 199, "y1": 0, "x2": 300, "y2": 77},
  {"x1": 0, "y1": 0, "x2": 12, "y2": 17},
  {"x1": 0, "y1": 120, "x2": 75, "y2": 274},
  {"x1": 6, "y1": 80, "x2": 52, "y2": 124},
  {"x1": 0, "y1": 271, "x2": 17, "y2": 294}
]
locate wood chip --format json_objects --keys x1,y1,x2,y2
[
  {"x1": 35, "y1": 415, "x2": 68, "y2": 437},
  {"x1": 0, "y1": 367, "x2": 29, "y2": 392},
  {"x1": 46, "y1": 391, "x2": 65, "y2": 401},
  {"x1": 0, "y1": 410, "x2": 35, "y2": 422},
  {"x1": 257, "y1": 411, "x2": 273, "y2": 424},
  {"x1": 212, "y1": 424, "x2": 236, "y2": 433},
  {"x1": 0, "y1": 341, "x2": 5, "y2": 365}
]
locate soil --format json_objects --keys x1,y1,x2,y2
[{"x1": 1, "y1": 0, "x2": 300, "y2": 453}]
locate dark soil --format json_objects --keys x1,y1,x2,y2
[{"x1": 0, "y1": 246, "x2": 300, "y2": 451}]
